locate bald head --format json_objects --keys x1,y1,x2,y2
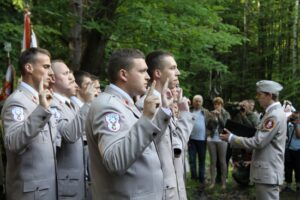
[{"x1": 51, "y1": 60, "x2": 72, "y2": 95}]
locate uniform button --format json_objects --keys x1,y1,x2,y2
[
  {"x1": 42, "y1": 116, "x2": 46, "y2": 120},
  {"x1": 153, "y1": 132, "x2": 157, "y2": 136},
  {"x1": 166, "y1": 186, "x2": 169, "y2": 188},
  {"x1": 164, "y1": 118, "x2": 168, "y2": 122},
  {"x1": 36, "y1": 187, "x2": 39, "y2": 191}
]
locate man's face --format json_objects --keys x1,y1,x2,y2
[
  {"x1": 126, "y1": 58, "x2": 150, "y2": 97},
  {"x1": 159, "y1": 56, "x2": 180, "y2": 89},
  {"x1": 193, "y1": 96, "x2": 203, "y2": 109},
  {"x1": 78, "y1": 76, "x2": 92, "y2": 98},
  {"x1": 239, "y1": 100, "x2": 250, "y2": 113},
  {"x1": 30, "y1": 53, "x2": 51, "y2": 90},
  {"x1": 93, "y1": 79, "x2": 101, "y2": 96},
  {"x1": 43, "y1": 66, "x2": 54, "y2": 89},
  {"x1": 52, "y1": 62, "x2": 71, "y2": 94},
  {"x1": 256, "y1": 92, "x2": 271, "y2": 109},
  {"x1": 67, "y1": 73, "x2": 78, "y2": 97}
]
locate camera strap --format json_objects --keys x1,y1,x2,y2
[{"x1": 286, "y1": 123, "x2": 295, "y2": 149}]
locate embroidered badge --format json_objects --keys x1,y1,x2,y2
[
  {"x1": 263, "y1": 119, "x2": 275, "y2": 131},
  {"x1": 12, "y1": 107, "x2": 25, "y2": 121},
  {"x1": 105, "y1": 113, "x2": 120, "y2": 132},
  {"x1": 49, "y1": 107, "x2": 61, "y2": 120}
]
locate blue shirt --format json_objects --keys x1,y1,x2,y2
[
  {"x1": 287, "y1": 122, "x2": 300, "y2": 151},
  {"x1": 190, "y1": 110, "x2": 206, "y2": 141}
]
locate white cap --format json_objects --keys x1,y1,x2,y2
[{"x1": 256, "y1": 80, "x2": 283, "y2": 95}]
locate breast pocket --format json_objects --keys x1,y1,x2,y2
[
  {"x1": 23, "y1": 179, "x2": 51, "y2": 200},
  {"x1": 57, "y1": 170, "x2": 81, "y2": 197},
  {"x1": 252, "y1": 161, "x2": 270, "y2": 181}
]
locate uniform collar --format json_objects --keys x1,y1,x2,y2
[
  {"x1": 70, "y1": 96, "x2": 84, "y2": 108},
  {"x1": 20, "y1": 82, "x2": 39, "y2": 98},
  {"x1": 105, "y1": 84, "x2": 141, "y2": 118},
  {"x1": 54, "y1": 92, "x2": 70, "y2": 104},
  {"x1": 107, "y1": 83, "x2": 134, "y2": 106},
  {"x1": 266, "y1": 102, "x2": 281, "y2": 113}
]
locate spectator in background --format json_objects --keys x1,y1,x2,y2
[
  {"x1": 248, "y1": 99, "x2": 260, "y2": 120},
  {"x1": 231, "y1": 99, "x2": 259, "y2": 186},
  {"x1": 188, "y1": 95, "x2": 211, "y2": 188},
  {"x1": 207, "y1": 97, "x2": 230, "y2": 189},
  {"x1": 282, "y1": 107, "x2": 300, "y2": 193}
]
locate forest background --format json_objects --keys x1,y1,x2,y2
[{"x1": 1, "y1": 0, "x2": 300, "y2": 111}]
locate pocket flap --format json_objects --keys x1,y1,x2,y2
[
  {"x1": 57, "y1": 170, "x2": 81, "y2": 180},
  {"x1": 252, "y1": 161, "x2": 269, "y2": 168},
  {"x1": 23, "y1": 179, "x2": 50, "y2": 192}
]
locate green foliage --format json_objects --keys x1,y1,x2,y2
[
  {"x1": 105, "y1": 0, "x2": 243, "y2": 97},
  {"x1": 2, "y1": 0, "x2": 299, "y2": 107}
]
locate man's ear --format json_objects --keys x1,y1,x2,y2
[
  {"x1": 119, "y1": 69, "x2": 128, "y2": 82},
  {"x1": 24, "y1": 63, "x2": 33, "y2": 74},
  {"x1": 154, "y1": 69, "x2": 161, "y2": 79}
]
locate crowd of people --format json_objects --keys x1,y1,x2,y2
[
  {"x1": 0, "y1": 47, "x2": 299, "y2": 200},
  {"x1": 189, "y1": 85, "x2": 300, "y2": 200}
]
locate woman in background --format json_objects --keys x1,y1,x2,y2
[{"x1": 207, "y1": 97, "x2": 230, "y2": 189}]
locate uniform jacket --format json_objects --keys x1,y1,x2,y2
[
  {"x1": 136, "y1": 90, "x2": 195, "y2": 200},
  {"x1": 86, "y1": 85, "x2": 171, "y2": 200},
  {"x1": 1, "y1": 83, "x2": 57, "y2": 200},
  {"x1": 230, "y1": 102, "x2": 286, "y2": 185},
  {"x1": 51, "y1": 94, "x2": 90, "y2": 200},
  {"x1": 172, "y1": 113, "x2": 195, "y2": 200}
]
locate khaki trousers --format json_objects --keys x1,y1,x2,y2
[{"x1": 256, "y1": 183, "x2": 279, "y2": 200}]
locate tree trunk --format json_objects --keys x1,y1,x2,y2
[
  {"x1": 292, "y1": 0, "x2": 299, "y2": 75},
  {"x1": 80, "y1": 0, "x2": 119, "y2": 77},
  {"x1": 69, "y1": 0, "x2": 82, "y2": 70},
  {"x1": 291, "y1": 0, "x2": 299, "y2": 97}
]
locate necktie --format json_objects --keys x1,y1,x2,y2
[{"x1": 65, "y1": 101, "x2": 75, "y2": 110}]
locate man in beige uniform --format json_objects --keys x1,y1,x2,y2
[
  {"x1": 50, "y1": 61, "x2": 95, "y2": 200},
  {"x1": 86, "y1": 48, "x2": 173, "y2": 199},
  {"x1": 145, "y1": 50, "x2": 195, "y2": 200},
  {"x1": 221, "y1": 80, "x2": 286, "y2": 200},
  {"x1": 1, "y1": 47, "x2": 57, "y2": 200},
  {"x1": 71, "y1": 70, "x2": 94, "y2": 200}
]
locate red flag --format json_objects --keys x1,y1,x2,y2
[
  {"x1": 22, "y1": 11, "x2": 38, "y2": 51},
  {"x1": 0, "y1": 65, "x2": 15, "y2": 101},
  {"x1": 22, "y1": 11, "x2": 31, "y2": 51}
]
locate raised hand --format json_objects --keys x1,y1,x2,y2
[
  {"x1": 220, "y1": 128, "x2": 231, "y2": 142},
  {"x1": 161, "y1": 78, "x2": 173, "y2": 109},
  {"x1": 176, "y1": 87, "x2": 190, "y2": 112},
  {"x1": 39, "y1": 80, "x2": 53, "y2": 109},
  {"x1": 82, "y1": 82, "x2": 97, "y2": 102},
  {"x1": 143, "y1": 80, "x2": 161, "y2": 120}
]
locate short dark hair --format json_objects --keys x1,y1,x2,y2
[
  {"x1": 146, "y1": 50, "x2": 173, "y2": 80},
  {"x1": 73, "y1": 70, "x2": 91, "y2": 87},
  {"x1": 107, "y1": 48, "x2": 145, "y2": 83},
  {"x1": 90, "y1": 74, "x2": 99, "y2": 81},
  {"x1": 19, "y1": 47, "x2": 51, "y2": 76}
]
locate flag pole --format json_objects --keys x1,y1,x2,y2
[
  {"x1": 3, "y1": 42, "x2": 15, "y2": 94},
  {"x1": 4, "y1": 42, "x2": 11, "y2": 66}
]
